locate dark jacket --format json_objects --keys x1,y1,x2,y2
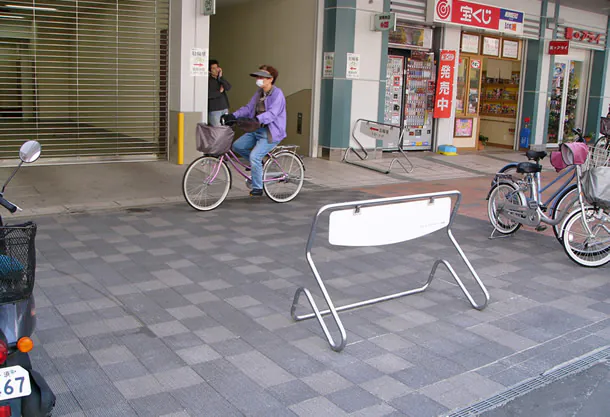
[{"x1": 208, "y1": 75, "x2": 231, "y2": 112}]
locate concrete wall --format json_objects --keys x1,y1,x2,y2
[{"x1": 209, "y1": 0, "x2": 316, "y2": 154}]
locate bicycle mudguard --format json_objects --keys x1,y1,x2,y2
[
  {"x1": 5, "y1": 351, "x2": 55, "y2": 417},
  {"x1": 487, "y1": 172, "x2": 518, "y2": 200}
]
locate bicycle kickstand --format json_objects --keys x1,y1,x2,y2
[{"x1": 488, "y1": 228, "x2": 516, "y2": 240}]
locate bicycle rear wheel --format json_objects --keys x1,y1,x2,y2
[
  {"x1": 488, "y1": 182, "x2": 524, "y2": 235},
  {"x1": 182, "y1": 156, "x2": 231, "y2": 211},
  {"x1": 263, "y1": 151, "x2": 304, "y2": 203},
  {"x1": 562, "y1": 208, "x2": 610, "y2": 267}
]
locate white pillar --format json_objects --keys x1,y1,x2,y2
[
  {"x1": 169, "y1": 0, "x2": 210, "y2": 164},
  {"x1": 435, "y1": 26, "x2": 461, "y2": 150}
]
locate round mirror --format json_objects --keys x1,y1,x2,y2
[{"x1": 19, "y1": 141, "x2": 41, "y2": 163}]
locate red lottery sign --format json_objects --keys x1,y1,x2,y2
[{"x1": 434, "y1": 50, "x2": 457, "y2": 119}]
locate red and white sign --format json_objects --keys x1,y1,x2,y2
[
  {"x1": 431, "y1": 0, "x2": 524, "y2": 36},
  {"x1": 434, "y1": 50, "x2": 457, "y2": 119},
  {"x1": 549, "y1": 40, "x2": 569, "y2": 55},
  {"x1": 565, "y1": 27, "x2": 601, "y2": 44}
]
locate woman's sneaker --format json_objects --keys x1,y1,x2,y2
[{"x1": 250, "y1": 188, "x2": 263, "y2": 197}]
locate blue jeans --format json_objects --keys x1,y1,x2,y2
[
  {"x1": 232, "y1": 128, "x2": 276, "y2": 190},
  {"x1": 208, "y1": 109, "x2": 228, "y2": 127}
]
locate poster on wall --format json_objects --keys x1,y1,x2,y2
[
  {"x1": 323, "y1": 52, "x2": 335, "y2": 78},
  {"x1": 483, "y1": 37, "x2": 500, "y2": 56},
  {"x1": 454, "y1": 118, "x2": 474, "y2": 137},
  {"x1": 502, "y1": 39, "x2": 519, "y2": 59},
  {"x1": 346, "y1": 53, "x2": 361, "y2": 79},
  {"x1": 389, "y1": 24, "x2": 433, "y2": 49},
  {"x1": 433, "y1": 50, "x2": 457, "y2": 119},
  {"x1": 461, "y1": 33, "x2": 480, "y2": 54},
  {"x1": 190, "y1": 48, "x2": 209, "y2": 77}
]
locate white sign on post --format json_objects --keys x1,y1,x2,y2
[
  {"x1": 346, "y1": 53, "x2": 360, "y2": 79},
  {"x1": 371, "y1": 12, "x2": 396, "y2": 31},
  {"x1": 202, "y1": 0, "x2": 215, "y2": 15},
  {"x1": 323, "y1": 52, "x2": 335, "y2": 78},
  {"x1": 190, "y1": 48, "x2": 209, "y2": 77}
]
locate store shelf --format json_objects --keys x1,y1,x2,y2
[
  {"x1": 481, "y1": 115, "x2": 517, "y2": 122},
  {"x1": 481, "y1": 99, "x2": 518, "y2": 104},
  {"x1": 483, "y1": 83, "x2": 520, "y2": 88},
  {"x1": 480, "y1": 113, "x2": 517, "y2": 118}
]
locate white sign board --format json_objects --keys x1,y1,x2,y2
[
  {"x1": 323, "y1": 52, "x2": 335, "y2": 78},
  {"x1": 190, "y1": 48, "x2": 209, "y2": 77},
  {"x1": 371, "y1": 12, "x2": 397, "y2": 31},
  {"x1": 346, "y1": 53, "x2": 360, "y2": 79},
  {"x1": 328, "y1": 197, "x2": 452, "y2": 247},
  {"x1": 202, "y1": 0, "x2": 215, "y2": 15}
]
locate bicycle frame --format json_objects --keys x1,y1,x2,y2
[
  {"x1": 496, "y1": 165, "x2": 588, "y2": 228},
  {"x1": 205, "y1": 149, "x2": 293, "y2": 185}
]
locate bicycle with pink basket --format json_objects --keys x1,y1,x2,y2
[
  {"x1": 182, "y1": 118, "x2": 305, "y2": 211},
  {"x1": 488, "y1": 141, "x2": 610, "y2": 267}
]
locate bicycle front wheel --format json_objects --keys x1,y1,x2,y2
[
  {"x1": 182, "y1": 156, "x2": 231, "y2": 211},
  {"x1": 551, "y1": 184, "x2": 579, "y2": 242},
  {"x1": 488, "y1": 182, "x2": 524, "y2": 235},
  {"x1": 562, "y1": 208, "x2": 610, "y2": 267},
  {"x1": 263, "y1": 151, "x2": 304, "y2": 203}
]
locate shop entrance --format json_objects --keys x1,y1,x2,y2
[
  {"x1": 548, "y1": 56, "x2": 589, "y2": 145},
  {"x1": 455, "y1": 33, "x2": 523, "y2": 150}
]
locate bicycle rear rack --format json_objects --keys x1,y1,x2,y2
[{"x1": 343, "y1": 119, "x2": 414, "y2": 175}]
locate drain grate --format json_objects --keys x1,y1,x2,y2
[{"x1": 446, "y1": 345, "x2": 610, "y2": 417}]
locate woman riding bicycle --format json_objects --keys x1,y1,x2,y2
[{"x1": 221, "y1": 65, "x2": 287, "y2": 197}]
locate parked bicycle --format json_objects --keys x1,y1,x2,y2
[
  {"x1": 488, "y1": 140, "x2": 610, "y2": 267},
  {"x1": 182, "y1": 118, "x2": 305, "y2": 211}
]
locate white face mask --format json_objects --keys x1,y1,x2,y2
[{"x1": 256, "y1": 79, "x2": 265, "y2": 88}]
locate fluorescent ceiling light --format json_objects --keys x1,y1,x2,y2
[
  {"x1": 5, "y1": 4, "x2": 57, "y2": 11},
  {"x1": 0, "y1": 13, "x2": 24, "y2": 18}
]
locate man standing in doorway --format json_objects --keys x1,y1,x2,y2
[{"x1": 208, "y1": 60, "x2": 231, "y2": 126}]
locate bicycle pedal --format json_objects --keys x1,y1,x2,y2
[{"x1": 535, "y1": 225, "x2": 548, "y2": 232}]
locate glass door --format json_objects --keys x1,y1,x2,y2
[
  {"x1": 548, "y1": 59, "x2": 585, "y2": 144},
  {"x1": 548, "y1": 61, "x2": 566, "y2": 144}
]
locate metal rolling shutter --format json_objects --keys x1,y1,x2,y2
[
  {"x1": 391, "y1": 0, "x2": 427, "y2": 24},
  {"x1": 0, "y1": 0, "x2": 169, "y2": 161}
]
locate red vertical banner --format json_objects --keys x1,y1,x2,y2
[{"x1": 434, "y1": 50, "x2": 457, "y2": 119}]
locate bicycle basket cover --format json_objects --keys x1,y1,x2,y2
[
  {"x1": 196, "y1": 123, "x2": 234, "y2": 156},
  {"x1": 560, "y1": 142, "x2": 588, "y2": 166},
  {"x1": 601, "y1": 117, "x2": 610, "y2": 136},
  {"x1": 581, "y1": 166, "x2": 610, "y2": 210},
  {"x1": 550, "y1": 151, "x2": 568, "y2": 172}
]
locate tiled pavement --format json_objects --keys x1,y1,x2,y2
[{"x1": 28, "y1": 185, "x2": 609, "y2": 417}]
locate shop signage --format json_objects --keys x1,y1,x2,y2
[
  {"x1": 323, "y1": 52, "x2": 335, "y2": 78},
  {"x1": 346, "y1": 53, "x2": 361, "y2": 79},
  {"x1": 201, "y1": 0, "x2": 215, "y2": 16},
  {"x1": 549, "y1": 40, "x2": 569, "y2": 55},
  {"x1": 429, "y1": 0, "x2": 524, "y2": 36},
  {"x1": 372, "y1": 12, "x2": 397, "y2": 31},
  {"x1": 190, "y1": 48, "x2": 209, "y2": 77},
  {"x1": 433, "y1": 50, "x2": 457, "y2": 119},
  {"x1": 564, "y1": 27, "x2": 601, "y2": 44}
]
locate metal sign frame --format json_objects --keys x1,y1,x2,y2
[{"x1": 291, "y1": 190, "x2": 490, "y2": 352}]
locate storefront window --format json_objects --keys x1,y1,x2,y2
[
  {"x1": 467, "y1": 60, "x2": 481, "y2": 115},
  {"x1": 456, "y1": 58, "x2": 467, "y2": 114}
]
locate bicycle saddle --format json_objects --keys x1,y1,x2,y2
[
  {"x1": 516, "y1": 162, "x2": 543, "y2": 174},
  {"x1": 526, "y1": 150, "x2": 547, "y2": 161}
]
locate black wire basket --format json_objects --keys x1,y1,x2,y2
[{"x1": 0, "y1": 222, "x2": 37, "y2": 304}]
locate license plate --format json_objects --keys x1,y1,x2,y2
[{"x1": 0, "y1": 366, "x2": 31, "y2": 401}]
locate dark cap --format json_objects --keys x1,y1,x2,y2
[{"x1": 249, "y1": 69, "x2": 273, "y2": 78}]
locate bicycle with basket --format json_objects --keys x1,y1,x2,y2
[
  {"x1": 182, "y1": 118, "x2": 305, "y2": 211},
  {"x1": 488, "y1": 138, "x2": 610, "y2": 267}
]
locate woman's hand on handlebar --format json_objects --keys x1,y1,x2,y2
[{"x1": 220, "y1": 113, "x2": 237, "y2": 126}]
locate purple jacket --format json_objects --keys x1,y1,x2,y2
[{"x1": 233, "y1": 87, "x2": 287, "y2": 143}]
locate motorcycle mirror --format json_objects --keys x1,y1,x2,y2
[{"x1": 19, "y1": 140, "x2": 41, "y2": 164}]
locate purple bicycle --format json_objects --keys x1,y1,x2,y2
[{"x1": 182, "y1": 119, "x2": 305, "y2": 211}]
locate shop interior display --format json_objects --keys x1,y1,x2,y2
[{"x1": 480, "y1": 71, "x2": 520, "y2": 117}]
